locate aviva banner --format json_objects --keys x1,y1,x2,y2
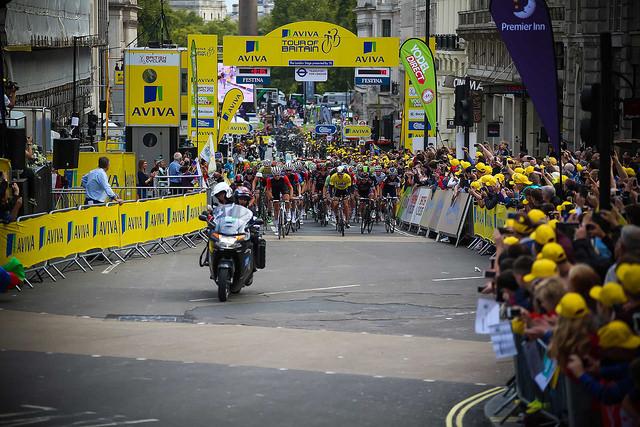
[
  {"x1": 0, "y1": 192, "x2": 207, "y2": 268},
  {"x1": 125, "y1": 48, "x2": 181, "y2": 127},
  {"x1": 217, "y1": 88, "x2": 244, "y2": 143},
  {"x1": 188, "y1": 35, "x2": 218, "y2": 151},
  {"x1": 223, "y1": 21, "x2": 399, "y2": 67}
]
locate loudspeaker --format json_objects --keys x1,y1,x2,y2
[
  {"x1": 6, "y1": 127, "x2": 26, "y2": 170},
  {"x1": 31, "y1": 165, "x2": 53, "y2": 213},
  {"x1": 53, "y1": 138, "x2": 80, "y2": 169}
]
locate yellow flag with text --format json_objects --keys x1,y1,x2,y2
[{"x1": 217, "y1": 88, "x2": 244, "y2": 145}]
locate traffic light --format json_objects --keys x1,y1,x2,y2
[
  {"x1": 454, "y1": 84, "x2": 473, "y2": 127},
  {"x1": 579, "y1": 84, "x2": 601, "y2": 147},
  {"x1": 87, "y1": 112, "x2": 98, "y2": 136}
]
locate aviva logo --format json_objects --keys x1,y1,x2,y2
[
  {"x1": 67, "y1": 221, "x2": 90, "y2": 243},
  {"x1": 245, "y1": 40, "x2": 259, "y2": 52},
  {"x1": 145, "y1": 210, "x2": 165, "y2": 229},
  {"x1": 5, "y1": 233, "x2": 35, "y2": 257},
  {"x1": 363, "y1": 41, "x2": 377, "y2": 54},
  {"x1": 281, "y1": 29, "x2": 289, "y2": 37},
  {"x1": 144, "y1": 86, "x2": 163, "y2": 103},
  {"x1": 39, "y1": 226, "x2": 64, "y2": 249},
  {"x1": 93, "y1": 216, "x2": 119, "y2": 237},
  {"x1": 121, "y1": 214, "x2": 144, "y2": 233}
]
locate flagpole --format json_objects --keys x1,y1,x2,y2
[{"x1": 424, "y1": 0, "x2": 430, "y2": 152}]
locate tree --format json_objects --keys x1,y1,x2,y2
[{"x1": 137, "y1": 0, "x2": 237, "y2": 47}]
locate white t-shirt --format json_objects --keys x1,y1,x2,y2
[{"x1": 4, "y1": 94, "x2": 9, "y2": 107}]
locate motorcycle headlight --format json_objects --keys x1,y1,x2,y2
[{"x1": 213, "y1": 233, "x2": 244, "y2": 247}]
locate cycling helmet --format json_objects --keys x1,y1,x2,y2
[
  {"x1": 336, "y1": 166, "x2": 345, "y2": 173},
  {"x1": 234, "y1": 186, "x2": 252, "y2": 201},
  {"x1": 272, "y1": 166, "x2": 282, "y2": 176},
  {"x1": 356, "y1": 164, "x2": 363, "y2": 171},
  {"x1": 255, "y1": 172, "x2": 263, "y2": 178},
  {"x1": 389, "y1": 167, "x2": 398, "y2": 175},
  {"x1": 374, "y1": 165, "x2": 382, "y2": 172},
  {"x1": 263, "y1": 160, "x2": 270, "y2": 167},
  {"x1": 234, "y1": 174, "x2": 244, "y2": 184},
  {"x1": 212, "y1": 182, "x2": 233, "y2": 199}
]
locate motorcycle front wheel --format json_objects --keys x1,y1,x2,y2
[{"x1": 217, "y1": 267, "x2": 232, "y2": 302}]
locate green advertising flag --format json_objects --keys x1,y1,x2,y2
[{"x1": 399, "y1": 38, "x2": 437, "y2": 134}]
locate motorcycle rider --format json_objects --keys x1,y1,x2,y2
[
  {"x1": 234, "y1": 186, "x2": 261, "y2": 272},
  {"x1": 212, "y1": 182, "x2": 233, "y2": 206}
]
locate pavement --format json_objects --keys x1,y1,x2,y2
[{"x1": 0, "y1": 217, "x2": 512, "y2": 426}]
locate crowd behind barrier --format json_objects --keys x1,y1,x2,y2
[{"x1": 0, "y1": 191, "x2": 208, "y2": 288}]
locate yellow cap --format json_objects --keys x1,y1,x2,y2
[
  {"x1": 514, "y1": 167, "x2": 524, "y2": 174},
  {"x1": 503, "y1": 236, "x2": 520, "y2": 246},
  {"x1": 537, "y1": 242, "x2": 567, "y2": 263},
  {"x1": 589, "y1": 282, "x2": 628, "y2": 307},
  {"x1": 625, "y1": 167, "x2": 636, "y2": 177},
  {"x1": 525, "y1": 165, "x2": 535, "y2": 175},
  {"x1": 461, "y1": 161, "x2": 472, "y2": 170},
  {"x1": 524, "y1": 259, "x2": 558, "y2": 283},
  {"x1": 494, "y1": 173, "x2": 505, "y2": 182},
  {"x1": 598, "y1": 320, "x2": 640, "y2": 349},
  {"x1": 555, "y1": 292, "x2": 589, "y2": 319},
  {"x1": 476, "y1": 151, "x2": 483, "y2": 157},
  {"x1": 510, "y1": 214, "x2": 534, "y2": 235},
  {"x1": 470, "y1": 180, "x2": 481, "y2": 190},
  {"x1": 617, "y1": 263, "x2": 640, "y2": 295},
  {"x1": 576, "y1": 163, "x2": 584, "y2": 172},
  {"x1": 510, "y1": 173, "x2": 533, "y2": 186},
  {"x1": 549, "y1": 157, "x2": 558, "y2": 166},
  {"x1": 484, "y1": 176, "x2": 498, "y2": 187},
  {"x1": 527, "y1": 209, "x2": 547, "y2": 225},
  {"x1": 548, "y1": 219, "x2": 558, "y2": 230},
  {"x1": 450, "y1": 158, "x2": 460, "y2": 167},
  {"x1": 530, "y1": 224, "x2": 556, "y2": 245}
]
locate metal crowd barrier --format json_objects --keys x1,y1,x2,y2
[
  {"x1": 53, "y1": 185, "x2": 204, "y2": 209},
  {"x1": 14, "y1": 190, "x2": 209, "y2": 290},
  {"x1": 490, "y1": 336, "x2": 601, "y2": 427}
]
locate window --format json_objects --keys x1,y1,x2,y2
[
  {"x1": 555, "y1": 42, "x2": 565, "y2": 70},
  {"x1": 382, "y1": 19, "x2": 391, "y2": 37}
]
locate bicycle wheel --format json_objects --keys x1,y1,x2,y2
[
  {"x1": 360, "y1": 216, "x2": 366, "y2": 234},
  {"x1": 367, "y1": 217, "x2": 374, "y2": 233}
]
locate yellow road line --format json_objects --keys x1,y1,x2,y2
[
  {"x1": 445, "y1": 386, "x2": 504, "y2": 427},
  {"x1": 455, "y1": 387, "x2": 505, "y2": 427}
]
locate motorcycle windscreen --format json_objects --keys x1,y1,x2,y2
[{"x1": 213, "y1": 204, "x2": 254, "y2": 235}]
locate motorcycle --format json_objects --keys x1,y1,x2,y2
[{"x1": 199, "y1": 204, "x2": 266, "y2": 302}]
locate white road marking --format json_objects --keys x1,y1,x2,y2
[
  {"x1": 423, "y1": 379, "x2": 436, "y2": 382},
  {"x1": 260, "y1": 284, "x2": 360, "y2": 296},
  {"x1": 101, "y1": 262, "x2": 121, "y2": 274},
  {"x1": 188, "y1": 298, "x2": 216, "y2": 302},
  {"x1": 432, "y1": 276, "x2": 484, "y2": 282}
]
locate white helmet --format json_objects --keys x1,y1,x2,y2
[
  {"x1": 336, "y1": 166, "x2": 345, "y2": 173},
  {"x1": 212, "y1": 182, "x2": 233, "y2": 201}
]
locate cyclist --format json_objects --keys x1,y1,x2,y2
[
  {"x1": 381, "y1": 166, "x2": 401, "y2": 218},
  {"x1": 355, "y1": 169, "x2": 376, "y2": 220},
  {"x1": 285, "y1": 163, "x2": 302, "y2": 223},
  {"x1": 329, "y1": 166, "x2": 352, "y2": 228},
  {"x1": 266, "y1": 166, "x2": 293, "y2": 233}
]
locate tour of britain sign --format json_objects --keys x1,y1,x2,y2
[{"x1": 223, "y1": 21, "x2": 399, "y2": 68}]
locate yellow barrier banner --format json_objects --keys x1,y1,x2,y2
[
  {"x1": 223, "y1": 21, "x2": 399, "y2": 67},
  {"x1": 495, "y1": 204, "x2": 508, "y2": 230},
  {"x1": 0, "y1": 192, "x2": 207, "y2": 268},
  {"x1": 343, "y1": 125, "x2": 371, "y2": 138},
  {"x1": 484, "y1": 207, "x2": 496, "y2": 243},
  {"x1": 124, "y1": 48, "x2": 181, "y2": 127},
  {"x1": 473, "y1": 205, "x2": 486, "y2": 240}
]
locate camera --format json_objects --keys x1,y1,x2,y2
[{"x1": 506, "y1": 307, "x2": 521, "y2": 319}]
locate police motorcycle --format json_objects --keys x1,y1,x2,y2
[{"x1": 199, "y1": 184, "x2": 266, "y2": 302}]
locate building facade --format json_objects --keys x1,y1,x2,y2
[
  {"x1": 1, "y1": 0, "x2": 108, "y2": 132},
  {"x1": 169, "y1": 0, "x2": 227, "y2": 22},
  {"x1": 229, "y1": 0, "x2": 274, "y2": 21}
]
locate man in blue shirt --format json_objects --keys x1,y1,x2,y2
[
  {"x1": 81, "y1": 157, "x2": 122, "y2": 205},
  {"x1": 168, "y1": 152, "x2": 183, "y2": 194}
]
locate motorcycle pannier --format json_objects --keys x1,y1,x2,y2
[{"x1": 256, "y1": 238, "x2": 266, "y2": 269}]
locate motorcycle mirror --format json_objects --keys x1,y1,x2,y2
[{"x1": 198, "y1": 213, "x2": 209, "y2": 222}]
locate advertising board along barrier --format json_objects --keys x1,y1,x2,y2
[
  {"x1": 434, "y1": 191, "x2": 472, "y2": 247},
  {"x1": 409, "y1": 187, "x2": 431, "y2": 229},
  {"x1": 400, "y1": 187, "x2": 419, "y2": 224}
]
